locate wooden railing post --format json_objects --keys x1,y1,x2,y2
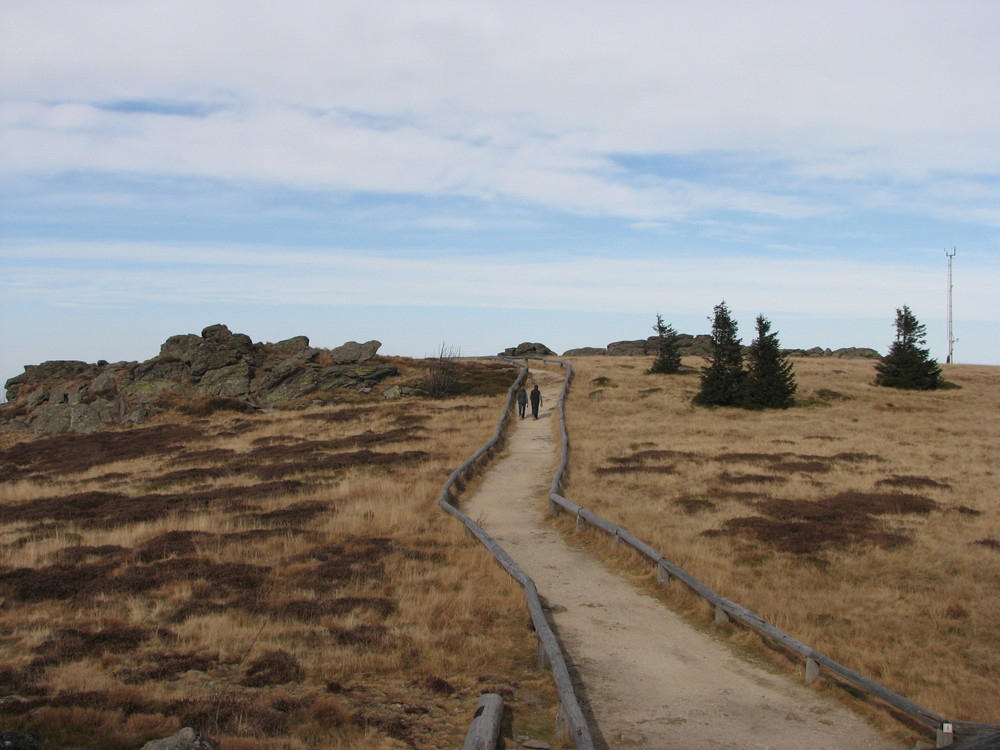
[
  {"x1": 656, "y1": 563, "x2": 671, "y2": 585},
  {"x1": 462, "y1": 693, "x2": 505, "y2": 750},
  {"x1": 714, "y1": 603, "x2": 729, "y2": 624},
  {"x1": 936, "y1": 723, "x2": 954, "y2": 747},
  {"x1": 805, "y1": 657, "x2": 820, "y2": 684}
]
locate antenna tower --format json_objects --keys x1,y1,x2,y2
[{"x1": 945, "y1": 247, "x2": 956, "y2": 364}]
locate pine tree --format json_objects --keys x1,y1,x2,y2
[
  {"x1": 695, "y1": 301, "x2": 745, "y2": 406},
  {"x1": 741, "y1": 315, "x2": 797, "y2": 409},
  {"x1": 646, "y1": 313, "x2": 682, "y2": 374},
  {"x1": 875, "y1": 306, "x2": 945, "y2": 390}
]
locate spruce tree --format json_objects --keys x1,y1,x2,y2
[
  {"x1": 695, "y1": 301, "x2": 745, "y2": 406},
  {"x1": 647, "y1": 313, "x2": 682, "y2": 374},
  {"x1": 875, "y1": 306, "x2": 945, "y2": 390},
  {"x1": 742, "y1": 315, "x2": 797, "y2": 409}
]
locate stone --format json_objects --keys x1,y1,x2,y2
[
  {"x1": 0, "y1": 731, "x2": 41, "y2": 750},
  {"x1": 140, "y1": 727, "x2": 213, "y2": 750},
  {"x1": 197, "y1": 362, "x2": 253, "y2": 397},
  {"x1": 501, "y1": 342, "x2": 556, "y2": 357},
  {"x1": 606, "y1": 338, "x2": 656, "y2": 356},
  {"x1": 269, "y1": 335, "x2": 310, "y2": 353},
  {"x1": 562, "y1": 347, "x2": 606, "y2": 356},
  {"x1": 159, "y1": 334, "x2": 202, "y2": 361},
  {"x1": 4, "y1": 360, "x2": 94, "y2": 401},
  {"x1": 328, "y1": 340, "x2": 382, "y2": 364}
]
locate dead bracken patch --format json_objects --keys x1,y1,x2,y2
[
  {"x1": 875, "y1": 475, "x2": 952, "y2": 490},
  {"x1": 113, "y1": 557, "x2": 271, "y2": 596},
  {"x1": 0, "y1": 562, "x2": 117, "y2": 602},
  {"x1": 715, "y1": 471, "x2": 786, "y2": 485},
  {"x1": 51, "y1": 545, "x2": 129, "y2": 565},
  {"x1": 710, "y1": 491, "x2": 938, "y2": 555},
  {"x1": 596, "y1": 464, "x2": 676, "y2": 475},
  {"x1": 608, "y1": 449, "x2": 696, "y2": 464},
  {"x1": 0, "y1": 424, "x2": 204, "y2": 478},
  {"x1": 0, "y1": 481, "x2": 310, "y2": 528},
  {"x1": 240, "y1": 650, "x2": 305, "y2": 687},
  {"x1": 32, "y1": 625, "x2": 159, "y2": 666},
  {"x1": 674, "y1": 498, "x2": 716, "y2": 514},
  {"x1": 122, "y1": 650, "x2": 218, "y2": 682},
  {"x1": 136, "y1": 530, "x2": 214, "y2": 562},
  {"x1": 771, "y1": 460, "x2": 831, "y2": 474},
  {"x1": 252, "y1": 450, "x2": 429, "y2": 480},
  {"x1": 328, "y1": 624, "x2": 394, "y2": 648},
  {"x1": 975, "y1": 538, "x2": 1000, "y2": 550}
]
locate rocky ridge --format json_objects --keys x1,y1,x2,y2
[
  {"x1": 553, "y1": 335, "x2": 880, "y2": 360},
  {"x1": 2, "y1": 325, "x2": 395, "y2": 434}
]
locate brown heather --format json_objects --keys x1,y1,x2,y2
[
  {"x1": 0, "y1": 361, "x2": 560, "y2": 750},
  {"x1": 555, "y1": 356, "x2": 1000, "y2": 733}
]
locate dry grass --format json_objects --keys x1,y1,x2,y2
[
  {"x1": 0, "y1": 360, "x2": 560, "y2": 750},
  {"x1": 557, "y1": 356, "x2": 999, "y2": 735}
]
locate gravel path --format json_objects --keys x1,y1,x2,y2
[{"x1": 462, "y1": 369, "x2": 904, "y2": 750}]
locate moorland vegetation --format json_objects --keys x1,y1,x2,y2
[
  {"x1": 0, "y1": 358, "x2": 561, "y2": 750},
  {"x1": 555, "y1": 354, "x2": 999, "y2": 738}
]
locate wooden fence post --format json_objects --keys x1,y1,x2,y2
[
  {"x1": 936, "y1": 723, "x2": 954, "y2": 747},
  {"x1": 575, "y1": 511, "x2": 585, "y2": 533},
  {"x1": 656, "y1": 563, "x2": 671, "y2": 585},
  {"x1": 714, "y1": 603, "x2": 729, "y2": 624},
  {"x1": 462, "y1": 693, "x2": 505, "y2": 750},
  {"x1": 805, "y1": 657, "x2": 820, "y2": 684}
]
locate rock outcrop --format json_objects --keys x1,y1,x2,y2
[
  {"x1": 561, "y1": 336, "x2": 879, "y2": 360},
  {"x1": 140, "y1": 728, "x2": 213, "y2": 750},
  {"x1": 2, "y1": 325, "x2": 394, "y2": 434},
  {"x1": 499, "y1": 342, "x2": 557, "y2": 357}
]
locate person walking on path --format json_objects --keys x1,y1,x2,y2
[
  {"x1": 529, "y1": 384, "x2": 542, "y2": 419},
  {"x1": 515, "y1": 386, "x2": 528, "y2": 419}
]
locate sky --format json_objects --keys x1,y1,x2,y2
[{"x1": 2, "y1": 0, "x2": 999, "y2": 390}]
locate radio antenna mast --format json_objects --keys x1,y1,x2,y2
[{"x1": 945, "y1": 247, "x2": 956, "y2": 363}]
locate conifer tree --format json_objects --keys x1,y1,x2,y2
[
  {"x1": 875, "y1": 306, "x2": 945, "y2": 390},
  {"x1": 694, "y1": 301, "x2": 745, "y2": 406},
  {"x1": 646, "y1": 313, "x2": 682, "y2": 374},
  {"x1": 742, "y1": 315, "x2": 797, "y2": 409}
]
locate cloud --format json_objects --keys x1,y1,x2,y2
[
  {"x1": 4, "y1": 240, "x2": 996, "y2": 323},
  {"x1": 3, "y1": 1, "x2": 999, "y2": 224}
]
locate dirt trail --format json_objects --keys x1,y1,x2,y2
[{"x1": 463, "y1": 369, "x2": 904, "y2": 750}]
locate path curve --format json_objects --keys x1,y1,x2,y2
[{"x1": 463, "y1": 368, "x2": 903, "y2": 750}]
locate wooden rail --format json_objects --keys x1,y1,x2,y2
[
  {"x1": 439, "y1": 357, "x2": 595, "y2": 750},
  {"x1": 542, "y1": 356, "x2": 999, "y2": 748},
  {"x1": 462, "y1": 693, "x2": 505, "y2": 750}
]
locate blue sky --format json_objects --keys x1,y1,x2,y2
[{"x1": 2, "y1": 0, "x2": 999, "y2": 388}]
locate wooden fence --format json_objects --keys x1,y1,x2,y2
[
  {"x1": 536, "y1": 356, "x2": 999, "y2": 749},
  {"x1": 438, "y1": 359, "x2": 595, "y2": 750}
]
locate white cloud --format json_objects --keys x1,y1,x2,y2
[
  {"x1": 3, "y1": 1, "x2": 999, "y2": 221},
  {"x1": 4, "y1": 240, "x2": 996, "y2": 322}
]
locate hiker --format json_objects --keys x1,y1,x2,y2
[
  {"x1": 530, "y1": 384, "x2": 542, "y2": 419},
  {"x1": 515, "y1": 386, "x2": 528, "y2": 419}
]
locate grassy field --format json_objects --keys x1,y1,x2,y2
[
  {"x1": 554, "y1": 355, "x2": 999, "y2": 737},
  {"x1": 0, "y1": 358, "x2": 560, "y2": 750}
]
